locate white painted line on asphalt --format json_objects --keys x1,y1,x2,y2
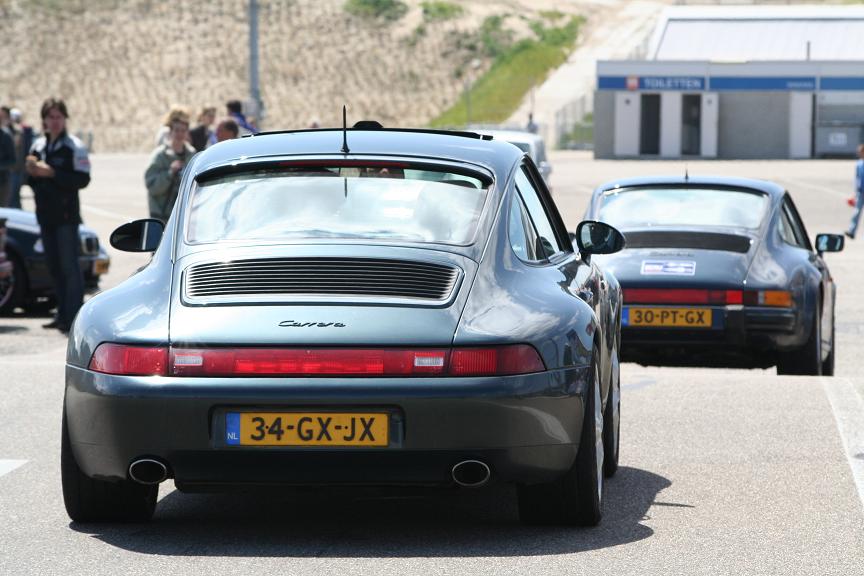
[
  {"x1": 81, "y1": 204, "x2": 137, "y2": 222},
  {"x1": 822, "y1": 377, "x2": 864, "y2": 514},
  {"x1": 0, "y1": 460, "x2": 26, "y2": 479}
]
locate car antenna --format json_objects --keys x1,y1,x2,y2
[
  {"x1": 341, "y1": 105, "x2": 350, "y2": 154},
  {"x1": 684, "y1": 164, "x2": 689, "y2": 183}
]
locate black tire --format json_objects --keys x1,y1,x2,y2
[
  {"x1": 777, "y1": 308, "x2": 822, "y2": 376},
  {"x1": 602, "y1": 343, "x2": 620, "y2": 478},
  {"x1": 61, "y1": 407, "x2": 157, "y2": 523},
  {"x1": 0, "y1": 253, "x2": 25, "y2": 316},
  {"x1": 518, "y1": 356, "x2": 604, "y2": 526},
  {"x1": 822, "y1": 313, "x2": 835, "y2": 376}
]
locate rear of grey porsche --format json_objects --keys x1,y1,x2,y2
[{"x1": 63, "y1": 141, "x2": 595, "y2": 523}]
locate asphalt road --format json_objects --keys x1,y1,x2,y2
[{"x1": 1, "y1": 152, "x2": 863, "y2": 575}]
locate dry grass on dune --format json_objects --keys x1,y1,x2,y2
[{"x1": 0, "y1": 0, "x2": 585, "y2": 152}]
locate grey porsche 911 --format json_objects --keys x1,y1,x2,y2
[
  {"x1": 584, "y1": 176, "x2": 844, "y2": 375},
  {"x1": 62, "y1": 126, "x2": 624, "y2": 525}
]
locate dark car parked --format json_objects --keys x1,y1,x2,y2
[
  {"x1": 0, "y1": 218, "x2": 13, "y2": 309},
  {"x1": 63, "y1": 126, "x2": 625, "y2": 526},
  {"x1": 0, "y1": 207, "x2": 110, "y2": 315},
  {"x1": 584, "y1": 176, "x2": 844, "y2": 375}
]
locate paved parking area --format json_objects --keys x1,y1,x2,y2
[{"x1": 0, "y1": 153, "x2": 862, "y2": 575}]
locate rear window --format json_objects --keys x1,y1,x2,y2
[
  {"x1": 186, "y1": 165, "x2": 488, "y2": 245},
  {"x1": 597, "y1": 187, "x2": 768, "y2": 230}
]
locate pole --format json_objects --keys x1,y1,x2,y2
[
  {"x1": 465, "y1": 79, "x2": 472, "y2": 128},
  {"x1": 249, "y1": 0, "x2": 264, "y2": 124}
]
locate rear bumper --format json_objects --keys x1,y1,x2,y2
[
  {"x1": 621, "y1": 305, "x2": 803, "y2": 366},
  {"x1": 65, "y1": 364, "x2": 591, "y2": 487}
]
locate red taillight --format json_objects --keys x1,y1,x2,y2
[
  {"x1": 88, "y1": 343, "x2": 168, "y2": 376},
  {"x1": 624, "y1": 288, "x2": 792, "y2": 307},
  {"x1": 725, "y1": 290, "x2": 743, "y2": 305},
  {"x1": 449, "y1": 345, "x2": 545, "y2": 377},
  {"x1": 624, "y1": 288, "x2": 743, "y2": 305},
  {"x1": 170, "y1": 348, "x2": 449, "y2": 377},
  {"x1": 89, "y1": 344, "x2": 545, "y2": 377}
]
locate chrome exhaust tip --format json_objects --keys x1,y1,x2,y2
[
  {"x1": 128, "y1": 458, "x2": 168, "y2": 485},
  {"x1": 451, "y1": 460, "x2": 491, "y2": 488}
]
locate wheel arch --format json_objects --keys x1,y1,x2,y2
[{"x1": 4, "y1": 246, "x2": 29, "y2": 291}]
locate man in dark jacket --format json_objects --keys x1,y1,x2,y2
[{"x1": 25, "y1": 98, "x2": 90, "y2": 333}]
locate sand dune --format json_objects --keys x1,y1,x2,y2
[{"x1": 0, "y1": 0, "x2": 592, "y2": 152}]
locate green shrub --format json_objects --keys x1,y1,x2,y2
[
  {"x1": 344, "y1": 0, "x2": 408, "y2": 21},
  {"x1": 539, "y1": 10, "x2": 565, "y2": 21},
  {"x1": 478, "y1": 15, "x2": 514, "y2": 58},
  {"x1": 430, "y1": 17, "x2": 583, "y2": 127},
  {"x1": 421, "y1": 1, "x2": 464, "y2": 22}
]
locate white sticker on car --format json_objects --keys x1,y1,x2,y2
[{"x1": 641, "y1": 260, "x2": 696, "y2": 276}]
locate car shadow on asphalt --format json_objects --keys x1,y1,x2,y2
[{"x1": 69, "y1": 466, "x2": 674, "y2": 557}]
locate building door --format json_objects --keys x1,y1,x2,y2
[
  {"x1": 640, "y1": 94, "x2": 661, "y2": 155},
  {"x1": 614, "y1": 92, "x2": 640, "y2": 156},
  {"x1": 681, "y1": 94, "x2": 701, "y2": 156},
  {"x1": 660, "y1": 92, "x2": 682, "y2": 157},
  {"x1": 700, "y1": 92, "x2": 718, "y2": 158},
  {"x1": 788, "y1": 92, "x2": 812, "y2": 158}
]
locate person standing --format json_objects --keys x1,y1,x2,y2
[
  {"x1": 0, "y1": 108, "x2": 15, "y2": 207},
  {"x1": 226, "y1": 100, "x2": 258, "y2": 136},
  {"x1": 8, "y1": 108, "x2": 35, "y2": 209},
  {"x1": 212, "y1": 117, "x2": 239, "y2": 144},
  {"x1": 153, "y1": 106, "x2": 191, "y2": 148},
  {"x1": 525, "y1": 112, "x2": 538, "y2": 134},
  {"x1": 145, "y1": 113, "x2": 195, "y2": 222},
  {"x1": 189, "y1": 106, "x2": 216, "y2": 152},
  {"x1": 25, "y1": 98, "x2": 90, "y2": 333},
  {"x1": 848, "y1": 144, "x2": 864, "y2": 240}
]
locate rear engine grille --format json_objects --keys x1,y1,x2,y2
[{"x1": 185, "y1": 257, "x2": 461, "y2": 303}]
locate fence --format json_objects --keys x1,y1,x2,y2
[{"x1": 553, "y1": 94, "x2": 593, "y2": 150}]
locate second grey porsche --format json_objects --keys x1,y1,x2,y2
[
  {"x1": 62, "y1": 126, "x2": 624, "y2": 526},
  {"x1": 584, "y1": 176, "x2": 844, "y2": 375}
]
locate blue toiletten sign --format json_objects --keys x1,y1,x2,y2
[{"x1": 597, "y1": 76, "x2": 705, "y2": 91}]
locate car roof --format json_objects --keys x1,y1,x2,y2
[
  {"x1": 593, "y1": 175, "x2": 786, "y2": 199},
  {"x1": 0, "y1": 207, "x2": 97, "y2": 235},
  {"x1": 191, "y1": 129, "x2": 524, "y2": 181}
]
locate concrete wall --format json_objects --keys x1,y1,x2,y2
[
  {"x1": 593, "y1": 91, "x2": 616, "y2": 159},
  {"x1": 718, "y1": 92, "x2": 790, "y2": 159}
]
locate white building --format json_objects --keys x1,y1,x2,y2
[{"x1": 594, "y1": 6, "x2": 864, "y2": 159}]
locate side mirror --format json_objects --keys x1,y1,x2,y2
[
  {"x1": 815, "y1": 233, "x2": 844, "y2": 255},
  {"x1": 110, "y1": 219, "x2": 164, "y2": 253},
  {"x1": 573, "y1": 220, "x2": 626, "y2": 256}
]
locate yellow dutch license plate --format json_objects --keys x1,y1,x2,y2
[
  {"x1": 626, "y1": 307, "x2": 712, "y2": 328},
  {"x1": 226, "y1": 412, "x2": 389, "y2": 447}
]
